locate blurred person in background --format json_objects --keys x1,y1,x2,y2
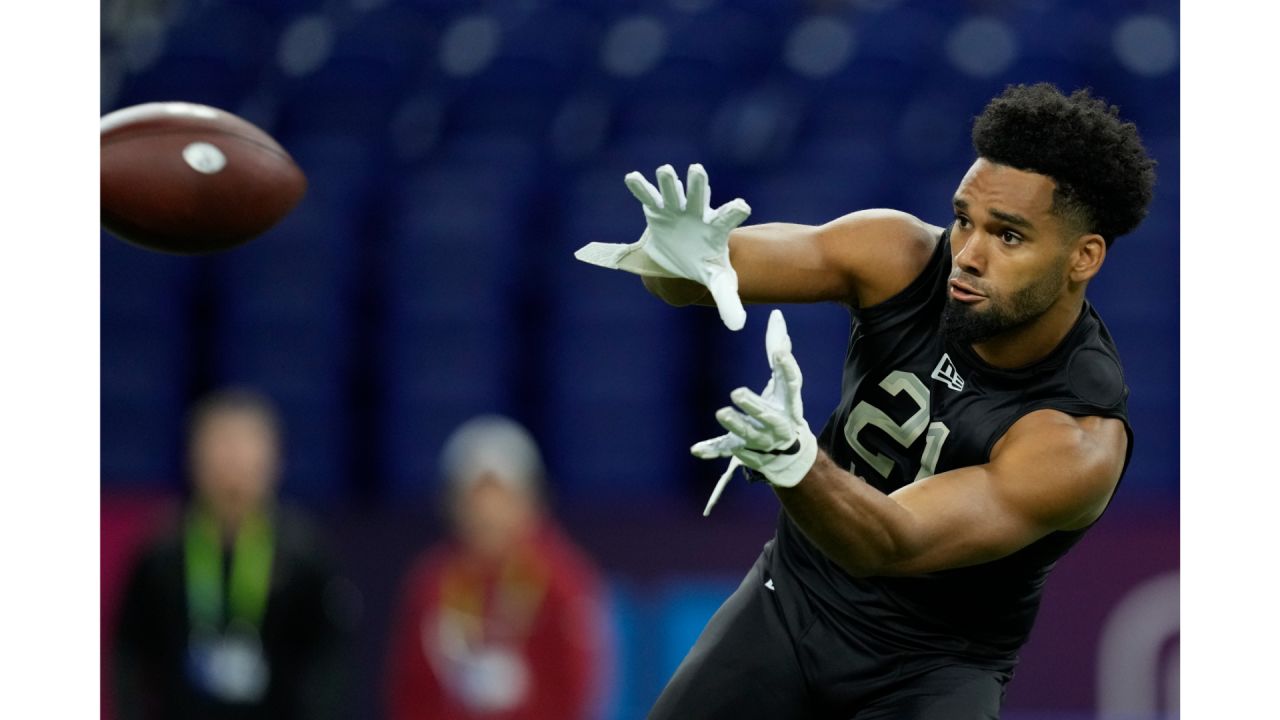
[
  {"x1": 583, "y1": 83, "x2": 1155, "y2": 718},
  {"x1": 113, "y1": 388, "x2": 353, "y2": 720},
  {"x1": 386, "y1": 415, "x2": 609, "y2": 720}
]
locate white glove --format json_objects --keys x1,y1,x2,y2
[
  {"x1": 573, "y1": 163, "x2": 752, "y2": 331},
  {"x1": 694, "y1": 309, "x2": 818, "y2": 514}
]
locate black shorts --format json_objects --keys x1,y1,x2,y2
[{"x1": 648, "y1": 546, "x2": 1012, "y2": 720}]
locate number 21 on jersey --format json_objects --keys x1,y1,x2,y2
[{"x1": 844, "y1": 370, "x2": 950, "y2": 481}]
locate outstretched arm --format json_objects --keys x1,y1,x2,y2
[
  {"x1": 644, "y1": 209, "x2": 942, "y2": 309},
  {"x1": 577, "y1": 164, "x2": 943, "y2": 329}
]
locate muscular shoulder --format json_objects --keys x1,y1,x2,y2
[
  {"x1": 815, "y1": 209, "x2": 943, "y2": 307},
  {"x1": 991, "y1": 410, "x2": 1128, "y2": 531}
]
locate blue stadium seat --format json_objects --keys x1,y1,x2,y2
[
  {"x1": 999, "y1": 3, "x2": 1097, "y2": 85},
  {"x1": 379, "y1": 325, "x2": 515, "y2": 497},
  {"x1": 332, "y1": 4, "x2": 437, "y2": 85},
  {"x1": 117, "y1": 5, "x2": 273, "y2": 110},
  {"x1": 1102, "y1": 76, "x2": 1178, "y2": 140},
  {"x1": 608, "y1": 70, "x2": 731, "y2": 143},
  {"x1": 205, "y1": 202, "x2": 359, "y2": 504},
  {"x1": 1002, "y1": 58, "x2": 1088, "y2": 98},
  {"x1": 275, "y1": 401, "x2": 349, "y2": 504},
  {"x1": 376, "y1": 156, "x2": 538, "y2": 497},
  {"x1": 798, "y1": 91, "x2": 910, "y2": 156},
  {"x1": 216, "y1": 320, "x2": 350, "y2": 394},
  {"x1": 1109, "y1": 321, "x2": 1178, "y2": 500},
  {"x1": 100, "y1": 233, "x2": 198, "y2": 489},
  {"x1": 703, "y1": 84, "x2": 805, "y2": 171},
  {"x1": 275, "y1": 7, "x2": 424, "y2": 141},
  {"x1": 212, "y1": 201, "x2": 358, "y2": 327},
  {"x1": 896, "y1": 170, "x2": 963, "y2": 227},
  {"x1": 1004, "y1": 3, "x2": 1103, "y2": 62},
  {"x1": 698, "y1": 0, "x2": 799, "y2": 31},
  {"x1": 280, "y1": 133, "x2": 385, "y2": 218},
  {"x1": 443, "y1": 74, "x2": 568, "y2": 141},
  {"x1": 383, "y1": 159, "x2": 534, "y2": 291},
  {"x1": 117, "y1": 60, "x2": 255, "y2": 112},
  {"x1": 278, "y1": 62, "x2": 403, "y2": 137},
  {"x1": 1089, "y1": 195, "x2": 1177, "y2": 328},
  {"x1": 433, "y1": 133, "x2": 542, "y2": 178},
  {"x1": 498, "y1": 6, "x2": 600, "y2": 74},
  {"x1": 100, "y1": 232, "x2": 198, "y2": 321},
  {"x1": 1145, "y1": 134, "x2": 1179, "y2": 199},
  {"x1": 542, "y1": 379, "x2": 690, "y2": 502},
  {"x1": 167, "y1": 5, "x2": 275, "y2": 71},
  {"x1": 430, "y1": 8, "x2": 595, "y2": 140},
  {"x1": 382, "y1": 161, "x2": 535, "y2": 267},
  {"x1": 662, "y1": 7, "x2": 776, "y2": 79},
  {"x1": 539, "y1": 168, "x2": 698, "y2": 501},
  {"x1": 740, "y1": 151, "x2": 892, "y2": 225},
  {"x1": 399, "y1": 0, "x2": 494, "y2": 13},
  {"x1": 887, "y1": 90, "x2": 978, "y2": 174},
  {"x1": 215, "y1": 0, "x2": 321, "y2": 30},
  {"x1": 585, "y1": 138, "x2": 708, "y2": 193},
  {"x1": 779, "y1": 5, "x2": 944, "y2": 104},
  {"x1": 101, "y1": 321, "x2": 189, "y2": 490}
]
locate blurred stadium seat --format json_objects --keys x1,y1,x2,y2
[
  {"x1": 116, "y1": 5, "x2": 273, "y2": 110},
  {"x1": 101, "y1": 233, "x2": 196, "y2": 489},
  {"x1": 207, "y1": 198, "x2": 359, "y2": 503},
  {"x1": 538, "y1": 161, "x2": 703, "y2": 499},
  {"x1": 376, "y1": 149, "x2": 537, "y2": 496}
]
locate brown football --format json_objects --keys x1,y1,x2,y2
[{"x1": 100, "y1": 102, "x2": 307, "y2": 254}]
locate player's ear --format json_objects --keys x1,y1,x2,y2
[{"x1": 1068, "y1": 233, "x2": 1106, "y2": 283}]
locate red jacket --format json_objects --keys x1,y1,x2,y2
[{"x1": 387, "y1": 521, "x2": 609, "y2": 720}]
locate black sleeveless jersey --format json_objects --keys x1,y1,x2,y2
[{"x1": 769, "y1": 225, "x2": 1133, "y2": 669}]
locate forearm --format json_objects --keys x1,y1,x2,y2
[
  {"x1": 772, "y1": 450, "x2": 919, "y2": 577},
  {"x1": 642, "y1": 213, "x2": 936, "y2": 309},
  {"x1": 727, "y1": 222, "x2": 845, "y2": 303},
  {"x1": 642, "y1": 222, "x2": 848, "y2": 306}
]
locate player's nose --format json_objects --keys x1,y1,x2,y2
[{"x1": 953, "y1": 233, "x2": 988, "y2": 276}]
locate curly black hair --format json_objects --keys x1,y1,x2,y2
[{"x1": 972, "y1": 83, "x2": 1156, "y2": 245}]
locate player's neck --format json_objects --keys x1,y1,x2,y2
[{"x1": 969, "y1": 295, "x2": 1085, "y2": 369}]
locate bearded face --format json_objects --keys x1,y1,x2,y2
[
  {"x1": 942, "y1": 159, "x2": 1088, "y2": 348},
  {"x1": 941, "y1": 259, "x2": 1067, "y2": 344}
]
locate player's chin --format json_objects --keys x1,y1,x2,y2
[
  {"x1": 944, "y1": 296, "x2": 983, "y2": 316},
  {"x1": 940, "y1": 299, "x2": 998, "y2": 343}
]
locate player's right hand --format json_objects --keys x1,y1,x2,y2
[{"x1": 574, "y1": 164, "x2": 751, "y2": 331}]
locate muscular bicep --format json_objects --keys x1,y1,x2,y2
[
  {"x1": 875, "y1": 411, "x2": 1128, "y2": 576},
  {"x1": 725, "y1": 210, "x2": 942, "y2": 306}
]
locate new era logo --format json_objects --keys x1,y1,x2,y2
[{"x1": 931, "y1": 353, "x2": 965, "y2": 392}]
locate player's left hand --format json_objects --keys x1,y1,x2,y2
[{"x1": 693, "y1": 309, "x2": 818, "y2": 514}]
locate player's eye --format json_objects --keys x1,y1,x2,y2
[
  {"x1": 1000, "y1": 230, "x2": 1023, "y2": 245},
  {"x1": 954, "y1": 214, "x2": 971, "y2": 229}
]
